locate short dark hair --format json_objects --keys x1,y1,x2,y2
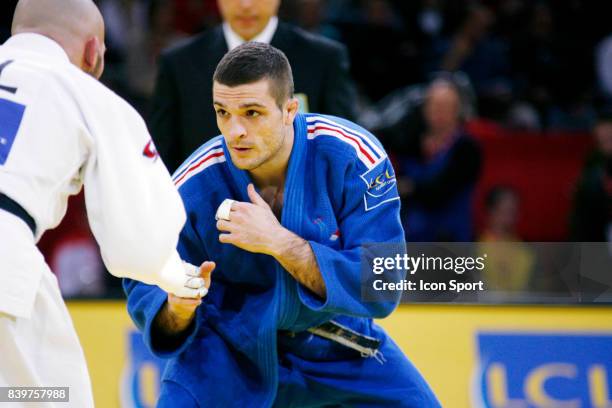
[{"x1": 213, "y1": 42, "x2": 294, "y2": 108}]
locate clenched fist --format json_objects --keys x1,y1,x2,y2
[{"x1": 216, "y1": 184, "x2": 291, "y2": 256}]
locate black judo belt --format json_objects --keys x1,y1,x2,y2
[
  {"x1": 306, "y1": 320, "x2": 386, "y2": 363},
  {"x1": 0, "y1": 193, "x2": 36, "y2": 236}
]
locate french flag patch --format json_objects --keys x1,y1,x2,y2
[{"x1": 330, "y1": 229, "x2": 340, "y2": 241}]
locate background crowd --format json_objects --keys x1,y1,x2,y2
[{"x1": 1, "y1": 0, "x2": 610, "y2": 301}]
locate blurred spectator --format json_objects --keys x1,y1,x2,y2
[
  {"x1": 570, "y1": 111, "x2": 612, "y2": 242},
  {"x1": 99, "y1": 0, "x2": 188, "y2": 112},
  {"x1": 509, "y1": 2, "x2": 556, "y2": 126},
  {"x1": 294, "y1": 0, "x2": 341, "y2": 41},
  {"x1": 478, "y1": 186, "x2": 534, "y2": 293},
  {"x1": 330, "y1": 0, "x2": 418, "y2": 102},
  {"x1": 362, "y1": 71, "x2": 476, "y2": 155},
  {"x1": 506, "y1": 101, "x2": 542, "y2": 131},
  {"x1": 428, "y1": 3, "x2": 512, "y2": 120},
  {"x1": 393, "y1": 0, "x2": 465, "y2": 47},
  {"x1": 99, "y1": 0, "x2": 148, "y2": 58},
  {"x1": 127, "y1": 0, "x2": 188, "y2": 97},
  {"x1": 511, "y1": 2, "x2": 595, "y2": 131},
  {"x1": 398, "y1": 78, "x2": 482, "y2": 241},
  {"x1": 480, "y1": 185, "x2": 520, "y2": 242},
  {"x1": 546, "y1": 93, "x2": 597, "y2": 132},
  {"x1": 148, "y1": 0, "x2": 358, "y2": 172}
]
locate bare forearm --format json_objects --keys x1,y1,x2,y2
[
  {"x1": 152, "y1": 301, "x2": 195, "y2": 339},
  {"x1": 272, "y1": 230, "x2": 326, "y2": 298},
  {"x1": 149, "y1": 264, "x2": 212, "y2": 351},
  {"x1": 150, "y1": 302, "x2": 196, "y2": 352}
]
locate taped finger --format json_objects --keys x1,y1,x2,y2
[
  {"x1": 183, "y1": 261, "x2": 200, "y2": 277},
  {"x1": 185, "y1": 277, "x2": 205, "y2": 289},
  {"x1": 215, "y1": 199, "x2": 236, "y2": 221},
  {"x1": 174, "y1": 286, "x2": 201, "y2": 299}
]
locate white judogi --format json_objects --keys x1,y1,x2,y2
[{"x1": 0, "y1": 33, "x2": 195, "y2": 407}]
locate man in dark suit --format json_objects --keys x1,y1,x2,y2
[{"x1": 150, "y1": 0, "x2": 357, "y2": 172}]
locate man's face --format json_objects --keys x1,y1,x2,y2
[
  {"x1": 217, "y1": 0, "x2": 281, "y2": 40},
  {"x1": 213, "y1": 79, "x2": 290, "y2": 171},
  {"x1": 424, "y1": 84, "x2": 461, "y2": 134},
  {"x1": 490, "y1": 193, "x2": 519, "y2": 232}
]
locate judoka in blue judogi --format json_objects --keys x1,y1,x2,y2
[{"x1": 124, "y1": 42, "x2": 440, "y2": 408}]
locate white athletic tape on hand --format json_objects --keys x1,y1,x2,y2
[
  {"x1": 185, "y1": 277, "x2": 205, "y2": 289},
  {"x1": 183, "y1": 261, "x2": 201, "y2": 277},
  {"x1": 215, "y1": 199, "x2": 236, "y2": 221},
  {"x1": 179, "y1": 261, "x2": 208, "y2": 298}
]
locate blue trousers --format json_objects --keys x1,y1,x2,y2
[{"x1": 157, "y1": 337, "x2": 440, "y2": 408}]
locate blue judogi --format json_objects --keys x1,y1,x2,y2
[{"x1": 124, "y1": 113, "x2": 440, "y2": 407}]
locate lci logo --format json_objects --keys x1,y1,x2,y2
[
  {"x1": 121, "y1": 331, "x2": 165, "y2": 408},
  {"x1": 475, "y1": 333, "x2": 612, "y2": 408}
]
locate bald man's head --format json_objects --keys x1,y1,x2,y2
[
  {"x1": 424, "y1": 80, "x2": 462, "y2": 135},
  {"x1": 12, "y1": 0, "x2": 106, "y2": 79}
]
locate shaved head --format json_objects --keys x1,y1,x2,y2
[
  {"x1": 424, "y1": 79, "x2": 462, "y2": 135},
  {"x1": 11, "y1": 0, "x2": 106, "y2": 78}
]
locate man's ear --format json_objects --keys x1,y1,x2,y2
[
  {"x1": 82, "y1": 36, "x2": 99, "y2": 73},
  {"x1": 284, "y1": 97, "x2": 299, "y2": 125}
]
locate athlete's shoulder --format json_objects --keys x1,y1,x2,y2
[
  {"x1": 1, "y1": 46, "x2": 136, "y2": 120},
  {"x1": 303, "y1": 113, "x2": 387, "y2": 171},
  {"x1": 172, "y1": 136, "x2": 227, "y2": 189}
]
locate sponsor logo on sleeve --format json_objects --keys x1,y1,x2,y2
[
  {"x1": 360, "y1": 160, "x2": 399, "y2": 211},
  {"x1": 142, "y1": 140, "x2": 159, "y2": 161}
]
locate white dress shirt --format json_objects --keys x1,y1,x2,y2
[{"x1": 222, "y1": 16, "x2": 279, "y2": 50}]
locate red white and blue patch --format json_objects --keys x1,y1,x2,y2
[{"x1": 306, "y1": 115, "x2": 385, "y2": 170}]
